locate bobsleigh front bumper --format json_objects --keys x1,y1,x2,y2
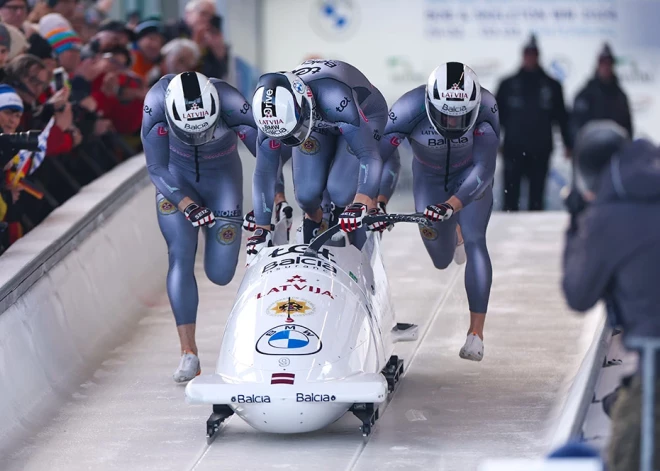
[{"x1": 185, "y1": 373, "x2": 388, "y2": 405}]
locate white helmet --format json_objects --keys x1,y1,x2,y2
[
  {"x1": 165, "y1": 71, "x2": 220, "y2": 146},
  {"x1": 425, "y1": 62, "x2": 481, "y2": 138},
  {"x1": 252, "y1": 71, "x2": 315, "y2": 146}
]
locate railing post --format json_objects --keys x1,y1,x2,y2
[{"x1": 627, "y1": 336, "x2": 660, "y2": 471}]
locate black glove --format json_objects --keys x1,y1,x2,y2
[
  {"x1": 183, "y1": 203, "x2": 215, "y2": 228},
  {"x1": 563, "y1": 188, "x2": 587, "y2": 216},
  {"x1": 246, "y1": 228, "x2": 273, "y2": 265}
]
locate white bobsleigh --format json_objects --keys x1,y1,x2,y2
[{"x1": 185, "y1": 214, "x2": 427, "y2": 441}]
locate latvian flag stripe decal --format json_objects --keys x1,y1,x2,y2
[{"x1": 271, "y1": 373, "x2": 295, "y2": 385}]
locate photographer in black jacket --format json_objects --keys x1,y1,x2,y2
[
  {"x1": 562, "y1": 120, "x2": 660, "y2": 471},
  {"x1": 495, "y1": 34, "x2": 572, "y2": 211}
]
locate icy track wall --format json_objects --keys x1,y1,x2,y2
[{"x1": 0, "y1": 155, "x2": 167, "y2": 456}]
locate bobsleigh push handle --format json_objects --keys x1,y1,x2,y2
[{"x1": 304, "y1": 212, "x2": 431, "y2": 257}]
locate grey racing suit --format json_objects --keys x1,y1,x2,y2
[
  {"x1": 381, "y1": 85, "x2": 500, "y2": 314},
  {"x1": 141, "y1": 74, "x2": 257, "y2": 326},
  {"x1": 253, "y1": 59, "x2": 388, "y2": 226}
]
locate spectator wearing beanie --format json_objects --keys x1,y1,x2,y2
[
  {"x1": 27, "y1": 32, "x2": 56, "y2": 73},
  {"x1": 94, "y1": 18, "x2": 135, "y2": 50},
  {"x1": 39, "y1": 12, "x2": 82, "y2": 74},
  {"x1": 131, "y1": 18, "x2": 164, "y2": 81},
  {"x1": 0, "y1": 84, "x2": 26, "y2": 249},
  {"x1": 4, "y1": 54, "x2": 77, "y2": 157}
]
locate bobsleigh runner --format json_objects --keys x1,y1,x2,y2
[{"x1": 185, "y1": 213, "x2": 429, "y2": 442}]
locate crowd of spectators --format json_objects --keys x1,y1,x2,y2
[{"x1": 0, "y1": 0, "x2": 229, "y2": 255}]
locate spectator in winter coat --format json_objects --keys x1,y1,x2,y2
[
  {"x1": 0, "y1": 85, "x2": 25, "y2": 251},
  {"x1": 495, "y1": 34, "x2": 572, "y2": 211},
  {"x1": 91, "y1": 45, "x2": 144, "y2": 135},
  {"x1": 130, "y1": 18, "x2": 164, "y2": 82},
  {"x1": 0, "y1": 0, "x2": 38, "y2": 38},
  {"x1": 164, "y1": 0, "x2": 229, "y2": 79},
  {"x1": 562, "y1": 120, "x2": 660, "y2": 471},
  {"x1": 4, "y1": 54, "x2": 78, "y2": 156},
  {"x1": 572, "y1": 44, "x2": 633, "y2": 139}
]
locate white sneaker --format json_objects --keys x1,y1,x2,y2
[
  {"x1": 454, "y1": 241, "x2": 466, "y2": 265},
  {"x1": 459, "y1": 333, "x2": 484, "y2": 361},
  {"x1": 173, "y1": 351, "x2": 200, "y2": 383}
]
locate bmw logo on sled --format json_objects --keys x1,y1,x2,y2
[{"x1": 185, "y1": 213, "x2": 428, "y2": 442}]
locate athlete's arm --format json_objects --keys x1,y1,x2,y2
[
  {"x1": 320, "y1": 87, "x2": 379, "y2": 207},
  {"x1": 253, "y1": 132, "x2": 282, "y2": 227},
  {"x1": 449, "y1": 122, "x2": 498, "y2": 210},
  {"x1": 450, "y1": 93, "x2": 501, "y2": 211},
  {"x1": 141, "y1": 78, "x2": 196, "y2": 211},
  {"x1": 378, "y1": 148, "x2": 400, "y2": 204},
  {"x1": 213, "y1": 80, "x2": 259, "y2": 157}
]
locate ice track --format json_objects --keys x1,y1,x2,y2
[{"x1": 3, "y1": 214, "x2": 592, "y2": 471}]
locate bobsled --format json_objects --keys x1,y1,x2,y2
[{"x1": 185, "y1": 213, "x2": 428, "y2": 442}]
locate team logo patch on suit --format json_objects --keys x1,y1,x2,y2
[
  {"x1": 268, "y1": 298, "x2": 314, "y2": 322},
  {"x1": 256, "y1": 324, "x2": 322, "y2": 355},
  {"x1": 420, "y1": 226, "x2": 438, "y2": 241},
  {"x1": 217, "y1": 224, "x2": 238, "y2": 244},
  {"x1": 158, "y1": 198, "x2": 177, "y2": 215},
  {"x1": 300, "y1": 136, "x2": 320, "y2": 155}
]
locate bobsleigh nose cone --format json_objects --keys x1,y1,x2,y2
[{"x1": 235, "y1": 402, "x2": 349, "y2": 434}]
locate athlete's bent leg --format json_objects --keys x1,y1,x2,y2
[
  {"x1": 292, "y1": 132, "x2": 335, "y2": 219},
  {"x1": 202, "y1": 156, "x2": 243, "y2": 285},
  {"x1": 413, "y1": 159, "x2": 457, "y2": 269}
]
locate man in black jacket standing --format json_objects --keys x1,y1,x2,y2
[
  {"x1": 495, "y1": 35, "x2": 572, "y2": 211},
  {"x1": 572, "y1": 43, "x2": 633, "y2": 139}
]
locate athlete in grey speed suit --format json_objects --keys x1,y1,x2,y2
[
  {"x1": 247, "y1": 59, "x2": 390, "y2": 256},
  {"x1": 142, "y1": 71, "x2": 258, "y2": 382},
  {"x1": 380, "y1": 62, "x2": 500, "y2": 361}
]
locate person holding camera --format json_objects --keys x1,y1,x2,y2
[{"x1": 562, "y1": 120, "x2": 660, "y2": 471}]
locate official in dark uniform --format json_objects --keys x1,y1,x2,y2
[
  {"x1": 495, "y1": 35, "x2": 572, "y2": 211},
  {"x1": 572, "y1": 43, "x2": 633, "y2": 139}
]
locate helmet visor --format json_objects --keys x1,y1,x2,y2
[
  {"x1": 426, "y1": 95, "x2": 479, "y2": 137},
  {"x1": 166, "y1": 111, "x2": 218, "y2": 146},
  {"x1": 280, "y1": 96, "x2": 314, "y2": 147}
]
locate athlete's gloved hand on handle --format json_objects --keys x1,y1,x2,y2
[
  {"x1": 243, "y1": 210, "x2": 257, "y2": 231},
  {"x1": 246, "y1": 228, "x2": 273, "y2": 265},
  {"x1": 184, "y1": 203, "x2": 216, "y2": 228},
  {"x1": 367, "y1": 207, "x2": 389, "y2": 232},
  {"x1": 424, "y1": 202, "x2": 454, "y2": 222},
  {"x1": 339, "y1": 203, "x2": 368, "y2": 233}
]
